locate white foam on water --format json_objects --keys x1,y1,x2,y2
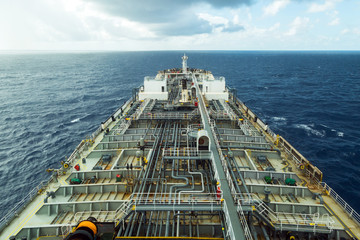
[
  {"x1": 294, "y1": 123, "x2": 325, "y2": 137},
  {"x1": 272, "y1": 116, "x2": 287, "y2": 121},
  {"x1": 71, "y1": 118, "x2": 80, "y2": 123},
  {"x1": 331, "y1": 128, "x2": 344, "y2": 137},
  {"x1": 337, "y1": 131, "x2": 344, "y2": 137}
]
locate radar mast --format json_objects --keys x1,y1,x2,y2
[{"x1": 182, "y1": 54, "x2": 188, "y2": 73}]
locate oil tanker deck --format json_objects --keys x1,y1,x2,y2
[{"x1": 1, "y1": 55, "x2": 359, "y2": 240}]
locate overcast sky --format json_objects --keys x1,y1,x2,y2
[{"x1": 0, "y1": 0, "x2": 359, "y2": 51}]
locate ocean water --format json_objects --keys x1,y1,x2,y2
[{"x1": 0, "y1": 51, "x2": 359, "y2": 218}]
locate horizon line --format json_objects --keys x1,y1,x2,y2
[{"x1": 1, "y1": 49, "x2": 360, "y2": 53}]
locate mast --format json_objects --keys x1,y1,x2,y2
[{"x1": 182, "y1": 54, "x2": 188, "y2": 73}]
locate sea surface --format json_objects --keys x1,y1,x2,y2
[{"x1": 0, "y1": 51, "x2": 359, "y2": 218}]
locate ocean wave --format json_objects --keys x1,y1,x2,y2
[
  {"x1": 293, "y1": 123, "x2": 326, "y2": 137},
  {"x1": 71, "y1": 118, "x2": 80, "y2": 123},
  {"x1": 337, "y1": 131, "x2": 344, "y2": 137},
  {"x1": 330, "y1": 128, "x2": 345, "y2": 137},
  {"x1": 272, "y1": 116, "x2": 287, "y2": 121},
  {"x1": 270, "y1": 116, "x2": 287, "y2": 126}
]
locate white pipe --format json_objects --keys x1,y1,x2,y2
[
  {"x1": 178, "y1": 160, "x2": 205, "y2": 202},
  {"x1": 176, "y1": 133, "x2": 205, "y2": 236}
]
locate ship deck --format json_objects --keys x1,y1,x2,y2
[{"x1": 1, "y1": 58, "x2": 359, "y2": 240}]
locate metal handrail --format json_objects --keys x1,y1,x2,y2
[
  {"x1": 222, "y1": 200, "x2": 236, "y2": 240},
  {"x1": 278, "y1": 213, "x2": 334, "y2": 231},
  {"x1": 235, "y1": 193, "x2": 335, "y2": 231},
  {"x1": 163, "y1": 148, "x2": 210, "y2": 157},
  {"x1": 90, "y1": 96, "x2": 134, "y2": 140},
  {"x1": 321, "y1": 182, "x2": 360, "y2": 225},
  {"x1": 139, "y1": 109, "x2": 199, "y2": 120},
  {"x1": 65, "y1": 140, "x2": 86, "y2": 167},
  {"x1": 266, "y1": 127, "x2": 277, "y2": 140},
  {"x1": 219, "y1": 99, "x2": 237, "y2": 121},
  {"x1": 114, "y1": 118, "x2": 132, "y2": 135},
  {"x1": 0, "y1": 180, "x2": 48, "y2": 233},
  {"x1": 209, "y1": 109, "x2": 229, "y2": 119},
  {"x1": 61, "y1": 224, "x2": 73, "y2": 238},
  {"x1": 133, "y1": 98, "x2": 150, "y2": 120},
  {"x1": 130, "y1": 192, "x2": 221, "y2": 205},
  {"x1": 74, "y1": 210, "x2": 117, "y2": 223},
  {"x1": 114, "y1": 200, "x2": 133, "y2": 220},
  {"x1": 234, "y1": 200, "x2": 253, "y2": 240},
  {"x1": 209, "y1": 120, "x2": 237, "y2": 196},
  {"x1": 279, "y1": 140, "x2": 322, "y2": 184}
]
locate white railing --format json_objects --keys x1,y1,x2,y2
[
  {"x1": 187, "y1": 123, "x2": 204, "y2": 131},
  {"x1": 131, "y1": 193, "x2": 221, "y2": 206},
  {"x1": 237, "y1": 117, "x2": 257, "y2": 137},
  {"x1": 0, "y1": 180, "x2": 48, "y2": 232},
  {"x1": 114, "y1": 200, "x2": 133, "y2": 220},
  {"x1": 278, "y1": 212, "x2": 334, "y2": 232},
  {"x1": 209, "y1": 120, "x2": 237, "y2": 196},
  {"x1": 139, "y1": 109, "x2": 199, "y2": 120},
  {"x1": 90, "y1": 96, "x2": 134, "y2": 140},
  {"x1": 210, "y1": 110, "x2": 232, "y2": 120},
  {"x1": 64, "y1": 139, "x2": 88, "y2": 168},
  {"x1": 236, "y1": 195, "x2": 278, "y2": 224},
  {"x1": 61, "y1": 224, "x2": 73, "y2": 238},
  {"x1": 223, "y1": 198, "x2": 253, "y2": 240},
  {"x1": 114, "y1": 118, "x2": 132, "y2": 135},
  {"x1": 114, "y1": 97, "x2": 133, "y2": 118},
  {"x1": 144, "y1": 99, "x2": 156, "y2": 112},
  {"x1": 279, "y1": 140, "x2": 322, "y2": 185},
  {"x1": 278, "y1": 137, "x2": 323, "y2": 184},
  {"x1": 321, "y1": 182, "x2": 360, "y2": 225},
  {"x1": 235, "y1": 194, "x2": 334, "y2": 232},
  {"x1": 113, "y1": 118, "x2": 126, "y2": 130},
  {"x1": 278, "y1": 139, "x2": 318, "y2": 180},
  {"x1": 239, "y1": 121, "x2": 251, "y2": 136},
  {"x1": 91, "y1": 125, "x2": 102, "y2": 141},
  {"x1": 280, "y1": 141, "x2": 301, "y2": 166},
  {"x1": 266, "y1": 127, "x2": 277, "y2": 140},
  {"x1": 222, "y1": 200, "x2": 236, "y2": 240},
  {"x1": 236, "y1": 202, "x2": 253, "y2": 240},
  {"x1": 133, "y1": 98, "x2": 150, "y2": 120},
  {"x1": 163, "y1": 148, "x2": 210, "y2": 157},
  {"x1": 74, "y1": 210, "x2": 116, "y2": 223},
  {"x1": 219, "y1": 99, "x2": 237, "y2": 121}
]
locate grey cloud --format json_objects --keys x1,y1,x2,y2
[
  {"x1": 86, "y1": 0, "x2": 255, "y2": 23},
  {"x1": 222, "y1": 23, "x2": 245, "y2": 33},
  {"x1": 85, "y1": 0, "x2": 250, "y2": 37},
  {"x1": 153, "y1": 17, "x2": 213, "y2": 36},
  {"x1": 89, "y1": 0, "x2": 179, "y2": 23},
  {"x1": 208, "y1": 0, "x2": 255, "y2": 8}
]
